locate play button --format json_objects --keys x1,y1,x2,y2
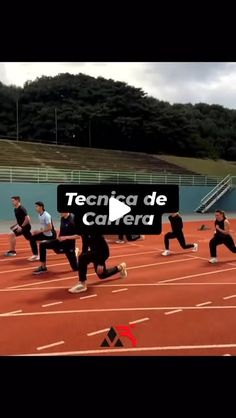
[{"x1": 108, "y1": 197, "x2": 131, "y2": 222}]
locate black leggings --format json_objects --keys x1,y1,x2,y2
[
  {"x1": 14, "y1": 227, "x2": 32, "y2": 241},
  {"x1": 164, "y1": 231, "x2": 194, "y2": 250},
  {"x1": 39, "y1": 239, "x2": 78, "y2": 271},
  {"x1": 78, "y1": 251, "x2": 119, "y2": 282},
  {"x1": 29, "y1": 232, "x2": 54, "y2": 255},
  {"x1": 209, "y1": 234, "x2": 236, "y2": 257}
]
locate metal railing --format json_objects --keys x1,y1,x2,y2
[
  {"x1": 199, "y1": 174, "x2": 232, "y2": 204},
  {"x1": 0, "y1": 166, "x2": 235, "y2": 186}
]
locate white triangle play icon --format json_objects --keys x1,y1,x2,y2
[{"x1": 108, "y1": 197, "x2": 131, "y2": 222}]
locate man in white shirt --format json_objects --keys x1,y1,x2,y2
[{"x1": 28, "y1": 201, "x2": 56, "y2": 261}]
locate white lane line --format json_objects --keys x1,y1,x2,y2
[
  {"x1": 186, "y1": 255, "x2": 210, "y2": 261},
  {"x1": 158, "y1": 266, "x2": 236, "y2": 284},
  {"x1": 87, "y1": 328, "x2": 110, "y2": 336},
  {"x1": 127, "y1": 258, "x2": 196, "y2": 271},
  {"x1": 129, "y1": 317, "x2": 150, "y2": 324},
  {"x1": 1, "y1": 309, "x2": 22, "y2": 316},
  {"x1": 3, "y1": 305, "x2": 236, "y2": 318},
  {"x1": 2, "y1": 281, "x2": 236, "y2": 293},
  {"x1": 112, "y1": 288, "x2": 128, "y2": 293},
  {"x1": 7, "y1": 274, "x2": 78, "y2": 289},
  {"x1": 0, "y1": 253, "x2": 62, "y2": 262},
  {"x1": 222, "y1": 353, "x2": 232, "y2": 356},
  {"x1": 0, "y1": 262, "x2": 70, "y2": 274},
  {"x1": 17, "y1": 343, "x2": 236, "y2": 356},
  {"x1": 196, "y1": 301, "x2": 212, "y2": 307},
  {"x1": 190, "y1": 255, "x2": 236, "y2": 268},
  {"x1": 37, "y1": 341, "x2": 65, "y2": 351},
  {"x1": 223, "y1": 294, "x2": 236, "y2": 300},
  {"x1": 0, "y1": 249, "x2": 158, "y2": 269},
  {"x1": 7, "y1": 257, "x2": 197, "y2": 290},
  {"x1": 42, "y1": 301, "x2": 63, "y2": 308},
  {"x1": 80, "y1": 294, "x2": 97, "y2": 300},
  {"x1": 165, "y1": 309, "x2": 182, "y2": 315}
]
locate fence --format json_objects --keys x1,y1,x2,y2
[{"x1": 0, "y1": 166, "x2": 235, "y2": 186}]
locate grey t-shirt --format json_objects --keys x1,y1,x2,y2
[{"x1": 39, "y1": 211, "x2": 53, "y2": 237}]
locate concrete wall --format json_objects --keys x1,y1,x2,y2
[{"x1": 0, "y1": 182, "x2": 236, "y2": 221}]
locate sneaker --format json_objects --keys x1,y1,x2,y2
[
  {"x1": 75, "y1": 247, "x2": 79, "y2": 257},
  {"x1": 209, "y1": 257, "x2": 218, "y2": 264},
  {"x1": 162, "y1": 250, "x2": 170, "y2": 256},
  {"x1": 139, "y1": 235, "x2": 145, "y2": 240},
  {"x1": 118, "y1": 262, "x2": 127, "y2": 278},
  {"x1": 28, "y1": 255, "x2": 40, "y2": 261},
  {"x1": 115, "y1": 240, "x2": 125, "y2": 244},
  {"x1": 192, "y1": 243, "x2": 198, "y2": 252},
  {"x1": 68, "y1": 283, "x2": 87, "y2": 293},
  {"x1": 33, "y1": 266, "x2": 47, "y2": 275},
  {"x1": 4, "y1": 251, "x2": 16, "y2": 257}
]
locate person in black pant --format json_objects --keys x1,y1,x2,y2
[
  {"x1": 162, "y1": 212, "x2": 198, "y2": 256},
  {"x1": 209, "y1": 209, "x2": 236, "y2": 263},
  {"x1": 4, "y1": 196, "x2": 32, "y2": 257},
  {"x1": 69, "y1": 234, "x2": 127, "y2": 293},
  {"x1": 33, "y1": 213, "x2": 80, "y2": 274}
]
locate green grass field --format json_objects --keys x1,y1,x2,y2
[{"x1": 157, "y1": 155, "x2": 236, "y2": 177}]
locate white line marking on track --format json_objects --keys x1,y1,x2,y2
[
  {"x1": 129, "y1": 317, "x2": 150, "y2": 324},
  {"x1": 37, "y1": 341, "x2": 65, "y2": 351},
  {"x1": 222, "y1": 354, "x2": 232, "y2": 356},
  {"x1": 7, "y1": 257, "x2": 197, "y2": 289},
  {"x1": 158, "y1": 266, "x2": 236, "y2": 284},
  {"x1": 3, "y1": 305, "x2": 236, "y2": 317},
  {"x1": 7, "y1": 275, "x2": 77, "y2": 289},
  {"x1": 112, "y1": 288, "x2": 128, "y2": 293},
  {"x1": 42, "y1": 301, "x2": 63, "y2": 307},
  {"x1": 223, "y1": 294, "x2": 236, "y2": 300},
  {"x1": 17, "y1": 343, "x2": 236, "y2": 356},
  {"x1": 196, "y1": 301, "x2": 212, "y2": 307},
  {"x1": 1, "y1": 252, "x2": 194, "y2": 277},
  {"x1": 87, "y1": 328, "x2": 110, "y2": 336},
  {"x1": 2, "y1": 281, "x2": 236, "y2": 293},
  {"x1": 0, "y1": 253, "x2": 62, "y2": 262},
  {"x1": 190, "y1": 255, "x2": 236, "y2": 268},
  {"x1": 1, "y1": 309, "x2": 22, "y2": 315},
  {"x1": 165, "y1": 309, "x2": 182, "y2": 315},
  {"x1": 80, "y1": 294, "x2": 97, "y2": 300},
  {"x1": 0, "y1": 262, "x2": 70, "y2": 274}
]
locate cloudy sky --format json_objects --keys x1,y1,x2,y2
[{"x1": 1, "y1": 62, "x2": 236, "y2": 109}]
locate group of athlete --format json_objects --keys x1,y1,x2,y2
[{"x1": 3, "y1": 196, "x2": 236, "y2": 293}]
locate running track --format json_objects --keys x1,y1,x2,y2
[{"x1": 1, "y1": 220, "x2": 236, "y2": 356}]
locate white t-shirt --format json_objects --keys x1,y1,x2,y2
[{"x1": 39, "y1": 211, "x2": 53, "y2": 237}]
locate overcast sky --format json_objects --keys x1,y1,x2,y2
[{"x1": 1, "y1": 62, "x2": 236, "y2": 109}]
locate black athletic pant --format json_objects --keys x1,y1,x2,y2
[
  {"x1": 14, "y1": 226, "x2": 32, "y2": 241},
  {"x1": 30, "y1": 232, "x2": 54, "y2": 255},
  {"x1": 164, "y1": 231, "x2": 194, "y2": 250},
  {"x1": 78, "y1": 251, "x2": 119, "y2": 282},
  {"x1": 209, "y1": 234, "x2": 236, "y2": 257},
  {"x1": 39, "y1": 239, "x2": 78, "y2": 271}
]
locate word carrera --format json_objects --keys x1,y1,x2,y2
[
  {"x1": 65, "y1": 191, "x2": 168, "y2": 206},
  {"x1": 83, "y1": 212, "x2": 154, "y2": 225}
]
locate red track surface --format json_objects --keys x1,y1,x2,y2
[{"x1": 1, "y1": 220, "x2": 236, "y2": 356}]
